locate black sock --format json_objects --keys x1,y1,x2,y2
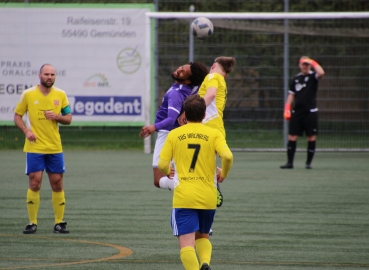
[
  {"x1": 287, "y1": 140, "x2": 296, "y2": 165},
  {"x1": 307, "y1": 141, "x2": 316, "y2": 165}
]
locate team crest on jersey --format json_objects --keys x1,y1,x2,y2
[
  {"x1": 295, "y1": 83, "x2": 306, "y2": 91},
  {"x1": 305, "y1": 77, "x2": 309, "y2": 82},
  {"x1": 54, "y1": 100, "x2": 59, "y2": 106}
]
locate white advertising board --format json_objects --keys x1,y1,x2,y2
[{"x1": 0, "y1": 3, "x2": 154, "y2": 126}]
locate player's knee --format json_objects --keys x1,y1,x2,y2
[
  {"x1": 49, "y1": 175, "x2": 64, "y2": 191},
  {"x1": 28, "y1": 175, "x2": 42, "y2": 191},
  {"x1": 29, "y1": 181, "x2": 41, "y2": 191},
  {"x1": 51, "y1": 182, "x2": 63, "y2": 192}
]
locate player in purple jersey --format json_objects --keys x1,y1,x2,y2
[{"x1": 140, "y1": 62, "x2": 208, "y2": 190}]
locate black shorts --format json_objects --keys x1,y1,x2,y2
[{"x1": 289, "y1": 111, "x2": 318, "y2": 137}]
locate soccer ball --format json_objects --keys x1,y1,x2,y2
[{"x1": 191, "y1": 17, "x2": 214, "y2": 39}]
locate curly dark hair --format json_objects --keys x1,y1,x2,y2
[{"x1": 189, "y1": 62, "x2": 208, "y2": 86}]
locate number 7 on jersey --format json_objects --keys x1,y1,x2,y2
[{"x1": 188, "y1": 144, "x2": 200, "y2": 173}]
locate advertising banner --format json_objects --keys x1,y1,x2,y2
[{"x1": 0, "y1": 3, "x2": 153, "y2": 126}]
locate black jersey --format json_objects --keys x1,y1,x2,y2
[{"x1": 289, "y1": 71, "x2": 319, "y2": 113}]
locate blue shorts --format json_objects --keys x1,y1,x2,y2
[
  {"x1": 171, "y1": 208, "x2": 216, "y2": 236},
  {"x1": 25, "y1": 153, "x2": 65, "y2": 175}
]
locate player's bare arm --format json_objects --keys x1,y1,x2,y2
[
  {"x1": 14, "y1": 113, "x2": 36, "y2": 142},
  {"x1": 203, "y1": 86, "x2": 217, "y2": 106},
  {"x1": 313, "y1": 62, "x2": 325, "y2": 79},
  {"x1": 44, "y1": 111, "x2": 72, "y2": 125},
  {"x1": 300, "y1": 58, "x2": 325, "y2": 79}
]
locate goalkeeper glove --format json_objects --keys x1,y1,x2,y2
[
  {"x1": 300, "y1": 58, "x2": 319, "y2": 68},
  {"x1": 284, "y1": 104, "x2": 291, "y2": 120}
]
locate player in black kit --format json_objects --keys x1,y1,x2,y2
[{"x1": 281, "y1": 56, "x2": 325, "y2": 169}]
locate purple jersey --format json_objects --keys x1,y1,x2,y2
[{"x1": 154, "y1": 83, "x2": 199, "y2": 131}]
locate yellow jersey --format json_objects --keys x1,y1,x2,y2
[
  {"x1": 159, "y1": 122, "x2": 232, "y2": 209},
  {"x1": 14, "y1": 85, "x2": 69, "y2": 154},
  {"x1": 198, "y1": 73, "x2": 227, "y2": 137}
]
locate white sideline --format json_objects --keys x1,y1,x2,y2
[{"x1": 231, "y1": 148, "x2": 369, "y2": 152}]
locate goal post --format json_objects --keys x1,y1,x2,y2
[{"x1": 146, "y1": 12, "x2": 369, "y2": 20}]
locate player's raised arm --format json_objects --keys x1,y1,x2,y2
[
  {"x1": 300, "y1": 58, "x2": 325, "y2": 79},
  {"x1": 203, "y1": 86, "x2": 217, "y2": 106},
  {"x1": 312, "y1": 60, "x2": 325, "y2": 79}
]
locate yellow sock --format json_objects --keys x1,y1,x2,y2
[
  {"x1": 180, "y1": 246, "x2": 199, "y2": 270},
  {"x1": 195, "y1": 238, "x2": 212, "y2": 266},
  {"x1": 52, "y1": 191, "x2": 65, "y2": 224},
  {"x1": 26, "y1": 189, "x2": 40, "y2": 225}
]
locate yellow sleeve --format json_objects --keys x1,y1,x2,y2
[
  {"x1": 206, "y1": 73, "x2": 220, "y2": 89},
  {"x1": 214, "y1": 130, "x2": 233, "y2": 178},
  {"x1": 62, "y1": 93, "x2": 69, "y2": 108},
  {"x1": 158, "y1": 159, "x2": 171, "y2": 176},
  {"x1": 219, "y1": 150, "x2": 233, "y2": 178},
  {"x1": 14, "y1": 91, "x2": 28, "y2": 116},
  {"x1": 198, "y1": 74, "x2": 220, "y2": 98}
]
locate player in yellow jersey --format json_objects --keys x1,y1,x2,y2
[
  {"x1": 14, "y1": 64, "x2": 72, "y2": 234},
  {"x1": 158, "y1": 95, "x2": 233, "y2": 270},
  {"x1": 197, "y1": 56, "x2": 236, "y2": 138},
  {"x1": 179, "y1": 56, "x2": 236, "y2": 208}
]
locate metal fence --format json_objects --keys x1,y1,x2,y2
[
  {"x1": 155, "y1": 17, "x2": 369, "y2": 150},
  {"x1": 2, "y1": 0, "x2": 369, "y2": 150}
]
